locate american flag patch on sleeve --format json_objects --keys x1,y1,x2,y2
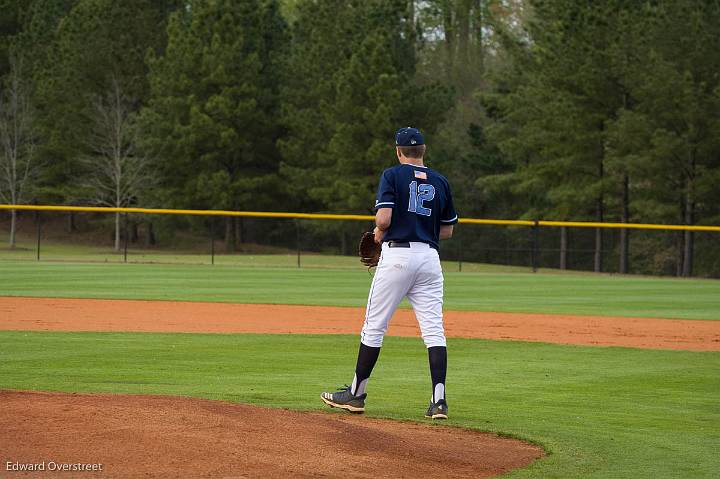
[{"x1": 414, "y1": 170, "x2": 427, "y2": 179}]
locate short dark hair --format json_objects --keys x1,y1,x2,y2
[{"x1": 398, "y1": 144, "x2": 426, "y2": 159}]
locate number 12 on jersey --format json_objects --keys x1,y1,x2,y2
[{"x1": 408, "y1": 180, "x2": 435, "y2": 217}]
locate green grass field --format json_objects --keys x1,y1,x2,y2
[
  {"x1": 1, "y1": 258, "x2": 719, "y2": 478},
  {"x1": 1, "y1": 332, "x2": 718, "y2": 478},
  {"x1": 1, "y1": 260, "x2": 719, "y2": 319}
]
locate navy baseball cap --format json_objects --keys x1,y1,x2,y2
[{"x1": 395, "y1": 127, "x2": 424, "y2": 146}]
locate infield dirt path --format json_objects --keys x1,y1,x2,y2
[{"x1": 1, "y1": 296, "x2": 719, "y2": 351}]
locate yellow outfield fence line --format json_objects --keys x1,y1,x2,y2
[
  {"x1": 536, "y1": 220, "x2": 720, "y2": 232},
  {"x1": 0, "y1": 204, "x2": 375, "y2": 222},
  {"x1": 1, "y1": 204, "x2": 720, "y2": 232}
]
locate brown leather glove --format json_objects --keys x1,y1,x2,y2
[{"x1": 358, "y1": 231, "x2": 381, "y2": 268}]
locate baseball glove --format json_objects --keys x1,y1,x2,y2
[{"x1": 359, "y1": 231, "x2": 381, "y2": 268}]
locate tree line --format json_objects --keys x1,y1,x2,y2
[{"x1": 0, "y1": 0, "x2": 718, "y2": 276}]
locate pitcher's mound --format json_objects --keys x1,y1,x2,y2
[{"x1": 0, "y1": 390, "x2": 543, "y2": 478}]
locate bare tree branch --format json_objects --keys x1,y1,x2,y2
[
  {"x1": 0, "y1": 56, "x2": 39, "y2": 247},
  {"x1": 80, "y1": 77, "x2": 154, "y2": 251}
]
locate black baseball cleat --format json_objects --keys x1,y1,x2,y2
[
  {"x1": 424, "y1": 399, "x2": 449, "y2": 420},
  {"x1": 320, "y1": 385, "x2": 366, "y2": 413}
]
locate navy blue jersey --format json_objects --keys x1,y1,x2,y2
[{"x1": 374, "y1": 164, "x2": 458, "y2": 250}]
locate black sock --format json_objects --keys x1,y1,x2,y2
[
  {"x1": 428, "y1": 346, "x2": 447, "y2": 403},
  {"x1": 351, "y1": 342, "x2": 381, "y2": 396}
]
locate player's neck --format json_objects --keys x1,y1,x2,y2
[{"x1": 399, "y1": 158, "x2": 425, "y2": 167}]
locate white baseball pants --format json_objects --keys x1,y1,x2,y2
[{"x1": 360, "y1": 242, "x2": 446, "y2": 348}]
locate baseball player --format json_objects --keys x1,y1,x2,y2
[{"x1": 321, "y1": 127, "x2": 458, "y2": 419}]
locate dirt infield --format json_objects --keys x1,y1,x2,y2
[
  {"x1": 0, "y1": 390, "x2": 543, "y2": 479},
  {"x1": 1, "y1": 296, "x2": 719, "y2": 351}
]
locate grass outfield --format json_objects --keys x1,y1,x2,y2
[
  {"x1": 1, "y1": 331, "x2": 718, "y2": 478},
  {"x1": 1, "y1": 260, "x2": 719, "y2": 319}
]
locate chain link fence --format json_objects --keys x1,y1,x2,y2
[{"x1": 1, "y1": 207, "x2": 718, "y2": 278}]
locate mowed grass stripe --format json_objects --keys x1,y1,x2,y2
[
  {"x1": 0, "y1": 331, "x2": 718, "y2": 478},
  {"x1": 1, "y1": 261, "x2": 719, "y2": 319}
]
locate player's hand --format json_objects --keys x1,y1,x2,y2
[{"x1": 373, "y1": 226, "x2": 385, "y2": 243}]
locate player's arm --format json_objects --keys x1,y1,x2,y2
[
  {"x1": 439, "y1": 178, "x2": 458, "y2": 241},
  {"x1": 374, "y1": 208, "x2": 392, "y2": 243},
  {"x1": 373, "y1": 169, "x2": 395, "y2": 243}
]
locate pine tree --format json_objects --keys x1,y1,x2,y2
[
  {"x1": 140, "y1": 0, "x2": 288, "y2": 250},
  {"x1": 0, "y1": 0, "x2": 33, "y2": 77},
  {"x1": 30, "y1": 0, "x2": 180, "y2": 205},
  {"x1": 280, "y1": 0, "x2": 451, "y2": 214},
  {"x1": 485, "y1": 0, "x2": 643, "y2": 272},
  {"x1": 606, "y1": 0, "x2": 720, "y2": 276}
]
